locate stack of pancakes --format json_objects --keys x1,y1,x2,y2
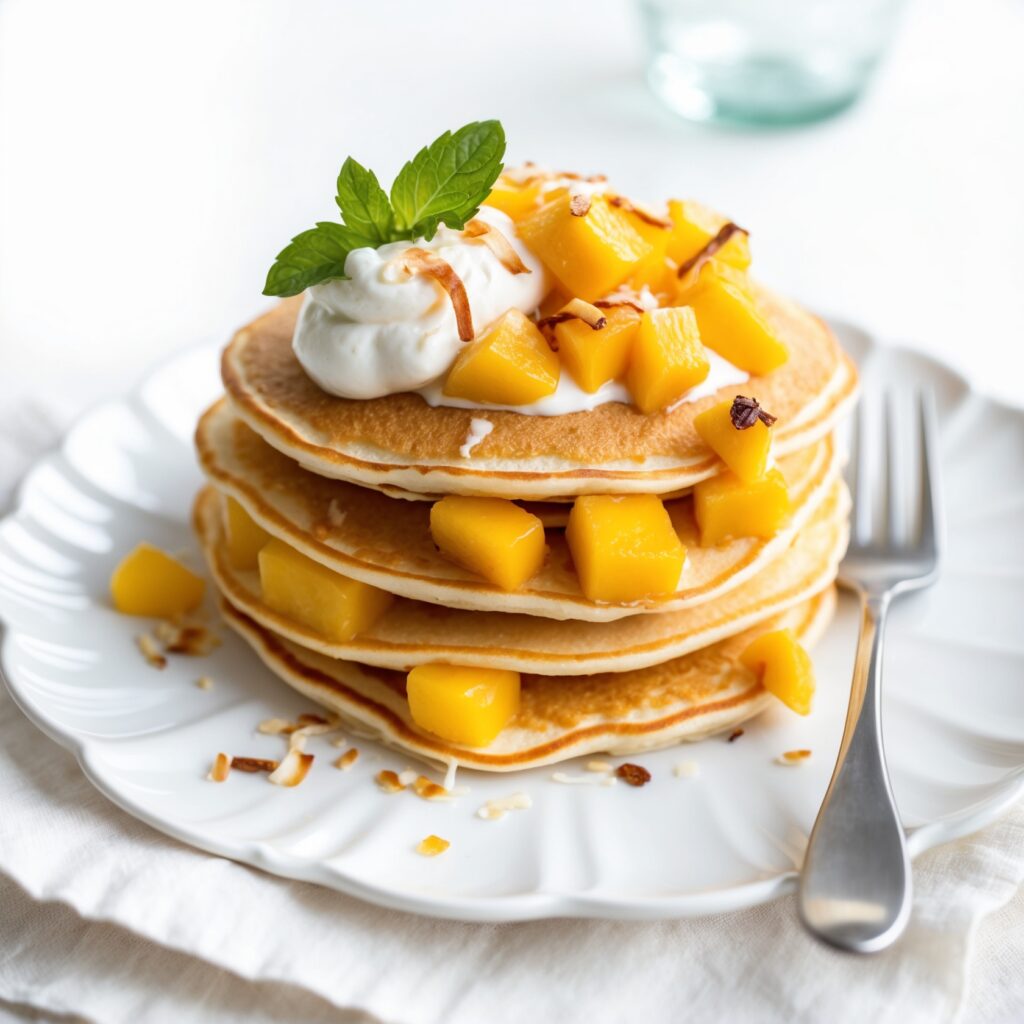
[{"x1": 195, "y1": 287, "x2": 856, "y2": 772}]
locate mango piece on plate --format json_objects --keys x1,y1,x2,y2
[
  {"x1": 110, "y1": 543, "x2": 205, "y2": 618},
  {"x1": 566, "y1": 494, "x2": 686, "y2": 603},
  {"x1": 258, "y1": 538, "x2": 392, "y2": 642},
  {"x1": 693, "y1": 467, "x2": 791, "y2": 546},
  {"x1": 518, "y1": 195, "x2": 653, "y2": 301},
  {"x1": 681, "y1": 262, "x2": 788, "y2": 376},
  {"x1": 430, "y1": 496, "x2": 546, "y2": 591},
  {"x1": 626, "y1": 306, "x2": 710, "y2": 414},
  {"x1": 556, "y1": 305, "x2": 641, "y2": 393},
  {"x1": 740, "y1": 628, "x2": 815, "y2": 715},
  {"x1": 666, "y1": 199, "x2": 751, "y2": 269},
  {"x1": 223, "y1": 496, "x2": 273, "y2": 570},
  {"x1": 444, "y1": 308, "x2": 559, "y2": 406},
  {"x1": 694, "y1": 399, "x2": 773, "y2": 483},
  {"x1": 484, "y1": 178, "x2": 541, "y2": 220},
  {"x1": 406, "y1": 663, "x2": 521, "y2": 747}
]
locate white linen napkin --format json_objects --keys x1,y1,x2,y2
[{"x1": 1, "y1": 400, "x2": 1022, "y2": 1024}]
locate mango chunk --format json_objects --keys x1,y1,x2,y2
[
  {"x1": 406, "y1": 663, "x2": 521, "y2": 747},
  {"x1": 518, "y1": 195, "x2": 653, "y2": 301},
  {"x1": 224, "y1": 496, "x2": 273, "y2": 570},
  {"x1": 556, "y1": 305, "x2": 641, "y2": 393},
  {"x1": 680, "y1": 262, "x2": 788, "y2": 376},
  {"x1": 484, "y1": 178, "x2": 541, "y2": 220},
  {"x1": 430, "y1": 496, "x2": 546, "y2": 591},
  {"x1": 444, "y1": 308, "x2": 559, "y2": 406},
  {"x1": 258, "y1": 538, "x2": 392, "y2": 642},
  {"x1": 694, "y1": 399, "x2": 773, "y2": 484},
  {"x1": 693, "y1": 467, "x2": 791, "y2": 546},
  {"x1": 623, "y1": 209, "x2": 674, "y2": 293},
  {"x1": 666, "y1": 199, "x2": 751, "y2": 270},
  {"x1": 626, "y1": 306, "x2": 710, "y2": 414},
  {"x1": 566, "y1": 494, "x2": 686, "y2": 603},
  {"x1": 740, "y1": 628, "x2": 815, "y2": 715},
  {"x1": 111, "y1": 543, "x2": 205, "y2": 618}
]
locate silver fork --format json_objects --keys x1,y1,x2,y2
[{"x1": 798, "y1": 391, "x2": 942, "y2": 953}]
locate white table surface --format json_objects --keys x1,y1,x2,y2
[{"x1": 1, "y1": 0, "x2": 1023, "y2": 1021}]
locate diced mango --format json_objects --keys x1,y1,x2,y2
[
  {"x1": 694, "y1": 399, "x2": 773, "y2": 484},
  {"x1": 626, "y1": 306, "x2": 710, "y2": 414},
  {"x1": 443, "y1": 308, "x2": 559, "y2": 406},
  {"x1": 430, "y1": 496, "x2": 546, "y2": 591},
  {"x1": 566, "y1": 494, "x2": 686, "y2": 603},
  {"x1": 518, "y1": 195, "x2": 653, "y2": 301},
  {"x1": 680, "y1": 262, "x2": 788, "y2": 376},
  {"x1": 556, "y1": 305, "x2": 641, "y2": 392},
  {"x1": 666, "y1": 199, "x2": 751, "y2": 269},
  {"x1": 406, "y1": 663, "x2": 521, "y2": 747},
  {"x1": 484, "y1": 179, "x2": 541, "y2": 220},
  {"x1": 258, "y1": 538, "x2": 392, "y2": 642},
  {"x1": 223, "y1": 496, "x2": 273, "y2": 570},
  {"x1": 740, "y1": 628, "x2": 815, "y2": 715},
  {"x1": 110, "y1": 543, "x2": 205, "y2": 618},
  {"x1": 693, "y1": 467, "x2": 791, "y2": 546},
  {"x1": 623, "y1": 210, "x2": 674, "y2": 293}
]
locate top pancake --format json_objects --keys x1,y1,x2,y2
[{"x1": 222, "y1": 287, "x2": 857, "y2": 500}]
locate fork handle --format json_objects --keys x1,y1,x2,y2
[{"x1": 797, "y1": 589, "x2": 912, "y2": 952}]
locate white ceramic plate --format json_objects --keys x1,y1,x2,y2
[{"x1": 1, "y1": 322, "x2": 1022, "y2": 922}]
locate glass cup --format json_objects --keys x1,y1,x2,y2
[{"x1": 639, "y1": 0, "x2": 907, "y2": 126}]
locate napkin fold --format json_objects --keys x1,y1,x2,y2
[{"x1": 1, "y1": 400, "x2": 1022, "y2": 1024}]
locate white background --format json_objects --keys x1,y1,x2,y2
[{"x1": 2, "y1": 0, "x2": 1023, "y2": 418}]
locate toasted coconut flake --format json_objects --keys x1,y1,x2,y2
[
  {"x1": 676, "y1": 221, "x2": 749, "y2": 284},
  {"x1": 551, "y1": 771, "x2": 616, "y2": 787},
  {"x1": 297, "y1": 713, "x2": 328, "y2": 726},
  {"x1": 195, "y1": 675, "x2": 214, "y2": 691},
  {"x1": 416, "y1": 835, "x2": 450, "y2": 857},
  {"x1": 608, "y1": 195, "x2": 672, "y2": 229},
  {"x1": 334, "y1": 748, "x2": 360, "y2": 770},
  {"x1": 207, "y1": 752, "x2": 231, "y2": 783},
  {"x1": 288, "y1": 716, "x2": 342, "y2": 752},
  {"x1": 616, "y1": 763, "x2": 652, "y2": 787},
  {"x1": 569, "y1": 193, "x2": 592, "y2": 217},
  {"x1": 586, "y1": 760, "x2": 613, "y2": 773},
  {"x1": 136, "y1": 634, "x2": 167, "y2": 670},
  {"x1": 413, "y1": 775, "x2": 452, "y2": 802},
  {"x1": 464, "y1": 218, "x2": 531, "y2": 275},
  {"x1": 258, "y1": 717, "x2": 298, "y2": 736},
  {"x1": 157, "y1": 621, "x2": 221, "y2": 657},
  {"x1": 268, "y1": 749, "x2": 314, "y2": 787},
  {"x1": 231, "y1": 756, "x2": 280, "y2": 774},
  {"x1": 727, "y1": 728, "x2": 745, "y2": 743},
  {"x1": 398, "y1": 768, "x2": 419, "y2": 788},
  {"x1": 776, "y1": 749, "x2": 813, "y2": 766},
  {"x1": 561, "y1": 298, "x2": 607, "y2": 329},
  {"x1": 477, "y1": 792, "x2": 533, "y2": 821},
  {"x1": 594, "y1": 298, "x2": 645, "y2": 314},
  {"x1": 376, "y1": 769, "x2": 406, "y2": 794},
  {"x1": 401, "y1": 248, "x2": 474, "y2": 341}
]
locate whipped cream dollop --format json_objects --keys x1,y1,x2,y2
[{"x1": 292, "y1": 207, "x2": 548, "y2": 400}]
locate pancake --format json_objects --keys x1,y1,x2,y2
[
  {"x1": 197, "y1": 398, "x2": 840, "y2": 621},
  {"x1": 218, "y1": 586, "x2": 836, "y2": 771},
  {"x1": 195, "y1": 481, "x2": 849, "y2": 675},
  {"x1": 222, "y1": 287, "x2": 858, "y2": 499}
]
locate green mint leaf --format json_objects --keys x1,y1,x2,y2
[
  {"x1": 335, "y1": 157, "x2": 394, "y2": 243},
  {"x1": 262, "y1": 221, "x2": 370, "y2": 297},
  {"x1": 390, "y1": 120, "x2": 505, "y2": 240}
]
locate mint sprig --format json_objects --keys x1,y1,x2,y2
[{"x1": 263, "y1": 120, "x2": 506, "y2": 297}]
